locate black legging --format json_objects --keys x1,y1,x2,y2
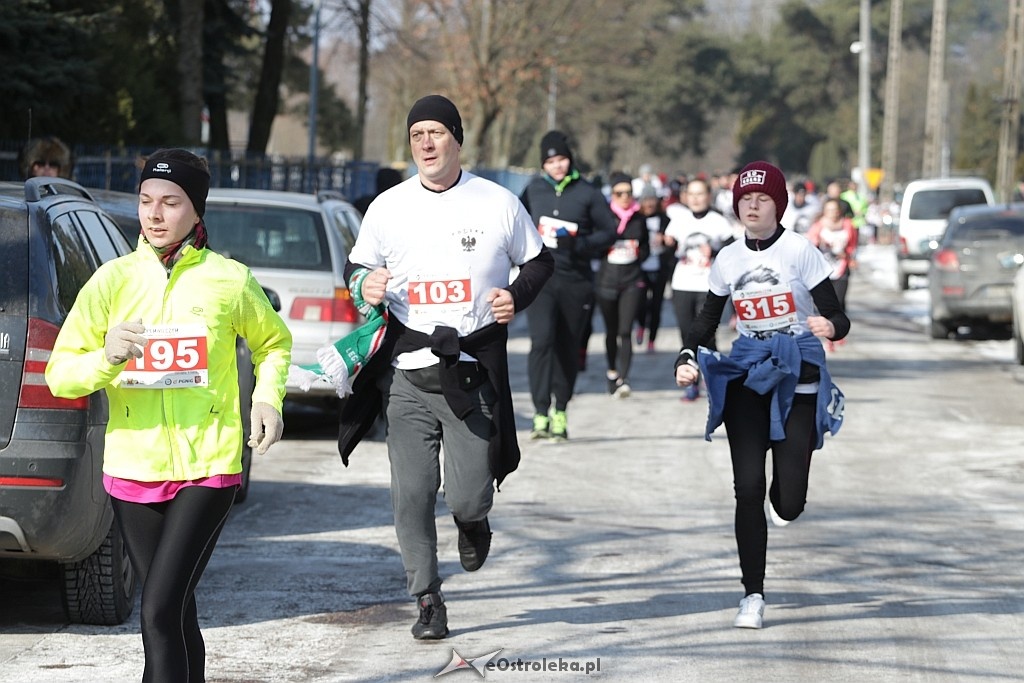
[
  {"x1": 597, "y1": 283, "x2": 643, "y2": 380},
  {"x1": 722, "y1": 381, "x2": 816, "y2": 598},
  {"x1": 672, "y1": 289, "x2": 717, "y2": 352},
  {"x1": 636, "y1": 269, "x2": 669, "y2": 343},
  {"x1": 527, "y1": 276, "x2": 595, "y2": 413},
  {"x1": 112, "y1": 485, "x2": 236, "y2": 683}
]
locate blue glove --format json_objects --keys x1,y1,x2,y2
[{"x1": 554, "y1": 227, "x2": 574, "y2": 251}]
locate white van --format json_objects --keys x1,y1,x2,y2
[{"x1": 896, "y1": 177, "x2": 994, "y2": 289}]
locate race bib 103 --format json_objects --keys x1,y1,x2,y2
[{"x1": 407, "y1": 271, "x2": 473, "y2": 319}]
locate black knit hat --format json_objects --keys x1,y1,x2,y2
[
  {"x1": 407, "y1": 94, "x2": 463, "y2": 144},
  {"x1": 608, "y1": 172, "x2": 633, "y2": 191},
  {"x1": 540, "y1": 130, "x2": 573, "y2": 165}
]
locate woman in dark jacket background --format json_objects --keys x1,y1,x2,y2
[
  {"x1": 634, "y1": 185, "x2": 673, "y2": 353},
  {"x1": 596, "y1": 172, "x2": 650, "y2": 397}
]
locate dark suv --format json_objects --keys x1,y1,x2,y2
[
  {"x1": 0, "y1": 177, "x2": 137, "y2": 624},
  {"x1": 928, "y1": 203, "x2": 1024, "y2": 339}
]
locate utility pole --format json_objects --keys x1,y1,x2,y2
[
  {"x1": 856, "y1": 0, "x2": 871, "y2": 197},
  {"x1": 922, "y1": 0, "x2": 947, "y2": 178},
  {"x1": 996, "y1": 0, "x2": 1024, "y2": 203},
  {"x1": 880, "y1": 0, "x2": 903, "y2": 204}
]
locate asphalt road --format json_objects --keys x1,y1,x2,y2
[{"x1": 2, "y1": 245, "x2": 1023, "y2": 682}]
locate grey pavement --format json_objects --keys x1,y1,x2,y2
[{"x1": 2, "y1": 244, "x2": 1023, "y2": 681}]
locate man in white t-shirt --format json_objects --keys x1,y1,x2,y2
[{"x1": 343, "y1": 95, "x2": 553, "y2": 641}]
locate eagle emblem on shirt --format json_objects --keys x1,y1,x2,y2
[{"x1": 461, "y1": 235, "x2": 477, "y2": 252}]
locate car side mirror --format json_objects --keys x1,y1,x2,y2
[{"x1": 262, "y1": 287, "x2": 282, "y2": 312}]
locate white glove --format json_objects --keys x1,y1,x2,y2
[
  {"x1": 248, "y1": 401, "x2": 284, "y2": 454},
  {"x1": 105, "y1": 319, "x2": 147, "y2": 365}
]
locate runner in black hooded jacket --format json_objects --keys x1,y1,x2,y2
[{"x1": 519, "y1": 130, "x2": 618, "y2": 440}]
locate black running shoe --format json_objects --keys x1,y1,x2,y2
[
  {"x1": 411, "y1": 592, "x2": 449, "y2": 640},
  {"x1": 455, "y1": 516, "x2": 491, "y2": 572}
]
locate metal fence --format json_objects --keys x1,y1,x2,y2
[{"x1": 0, "y1": 141, "x2": 534, "y2": 200}]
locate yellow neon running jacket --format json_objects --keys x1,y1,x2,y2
[{"x1": 45, "y1": 244, "x2": 292, "y2": 481}]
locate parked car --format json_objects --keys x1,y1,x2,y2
[
  {"x1": 928, "y1": 203, "x2": 1024, "y2": 339},
  {"x1": 0, "y1": 177, "x2": 137, "y2": 624},
  {"x1": 203, "y1": 189, "x2": 363, "y2": 404},
  {"x1": 1012, "y1": 257, "x2": 1024, "y2": 363},
  {"x1": 896, "y1": 177, "x2": 994, "y2": 290},
  {"x1": 88, "y1": 187, "x2": 259, "y2": 503}
]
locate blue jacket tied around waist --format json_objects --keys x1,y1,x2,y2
[{"x1": 697, "y1": 332, "x2": 844, "y2": 450}]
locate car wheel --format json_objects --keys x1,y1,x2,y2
[
  {"x1": 61, "y1": 522, "x2": 136, "y2": 625},
  {"x1": 929, "y1": 317, "x2": 951, "y2": 340},
  {"x1": 235, "y1": 444, "x2": 253, "y2": 504}
]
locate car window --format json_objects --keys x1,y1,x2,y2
[
  {"x1": 204, "y1": 205, "x2": 331, "y2": 272},
  {"x1": 75, "y1": 210, "x2": 130, "y2": 262},
  {"x1": 908, "y1": 189, "x2": 989, "y2": 220},
  {"x1": 952, "y1": 214, "x2": 1024, "y2": 239},
  {"x1": 50, "y1": 213, "x2": 100, "y2": 314},
  {"x1": 330, "y1": 206, "x2": 359, "y2": 252}
]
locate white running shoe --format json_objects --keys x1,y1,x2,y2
[
  {"x1": 734, "y1": 593, "x2": 765, "y2": 629},
  {"x1": 613, "y1": 382, "x2": 631, "y2": 398},
  {"x1": 768, "y1": 502, "x2": 790, "y2": 527}
]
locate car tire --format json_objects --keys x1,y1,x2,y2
[
  {"x1": 235, "y1": 444, "x2": 253, "y2": 504},
  {"x1": 60, "y1": 522, "x2": 136, "y2": 625},
  {"x1": 929, "y1": 317, "x2": 951, "y2": 340}
]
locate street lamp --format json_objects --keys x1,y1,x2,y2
[{"x1": 307, "y1": 0, "x2": 322, "y2": 193}]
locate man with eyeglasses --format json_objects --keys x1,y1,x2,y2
[
  {"x1": 519, "y1": 130, "x2": 618, "y2": 441},
  {"x1": 341, "y1": 94, "x2": 553, "y2": 640}
]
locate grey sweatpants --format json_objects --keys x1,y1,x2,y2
[{"x1": 379, "y1": 367, "x2": 496, "y2": 597}]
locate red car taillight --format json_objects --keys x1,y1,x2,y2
[
  {"x1": 19, "y1": 317, "x2": 89, "y2": 410},
  {"x1": 0, "y1": 476, "x2": 64, "y2": 488},
  {"x1": 288, "y1": 288, "x2": 359, "y2": 323},
  {"x1": 932, "y1": 248, "x2": 960, "y2": 272}
]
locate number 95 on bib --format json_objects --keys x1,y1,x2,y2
[{"x1": 119, "y1": 323, "x2": 210, "y2": 389}]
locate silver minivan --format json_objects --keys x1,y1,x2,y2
[
  {"x1": 896, "y1": 177, "x2": 994, "y2": 290},
  {"x1": 204, "y1": 189, "x2": 363, "y2": 403}
]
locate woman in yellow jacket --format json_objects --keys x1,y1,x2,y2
[{"x1": 45, "y1": 148, "x2": 291, "y2": 683}]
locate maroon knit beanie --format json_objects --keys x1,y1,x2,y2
[{"x1": 732, "y1": 161, "x2": 788, "y2": 222}]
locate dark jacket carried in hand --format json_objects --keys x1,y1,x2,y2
[{"x1": 337, "y1": 318, "x2": 521, "y2": 487}]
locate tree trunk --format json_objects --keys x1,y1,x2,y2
[
  {"x1": 177, "y1": 0, "x2": 205, "y2": 145},
  {"x1": 203, "y1": 0, "x2": 229, "y2": 152},
  {"x1": 248, "y1": 0, "x2": 292, "y2": 155}
]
